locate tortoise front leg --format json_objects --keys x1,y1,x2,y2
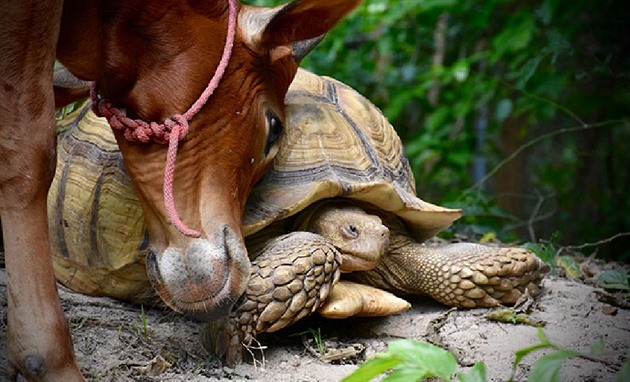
[
  {"x1": 350, "y1": 232, "x2": 549, "y2": 308},
  {"x1": 203, "y1": 232, "x2": 341, "y2": 365}
]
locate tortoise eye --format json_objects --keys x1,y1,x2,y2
[
  {"x1": 344, "y1": 224, "x2": 359, "y2": 239},
  {"x1": 265, "y1": 111, "x2": 283, "y2": 156}
]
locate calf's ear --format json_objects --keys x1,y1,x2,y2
[{"x1": 240, "y1": 0, "x2": 361, "y2": 62}]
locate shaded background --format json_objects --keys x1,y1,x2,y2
[
  {"x1": 246, "y1": 0, "x2": 630, "y2": 261},
  {"x1": 1, "y1": 0, "x2": 627, "y2": 263}
]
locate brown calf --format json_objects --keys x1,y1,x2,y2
[{"x1": 0, "y1": 0, "x2": 360, "y2": 380}]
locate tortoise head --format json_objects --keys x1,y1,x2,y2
[
  {"x1": 57, "y1": 0, "x2": 361, "y2": 321},
  {"x1": 296, "y1": 201, "x2": 390, "y2": 272}
]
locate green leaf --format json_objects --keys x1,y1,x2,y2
[
  {"x1": 342, "y1": 340, "x2": 457, "y2": 382},
  {"x1": 458, "y1": 362, "x2": 487, "y2": 382},
  {"x1": 590, "y1": 338, "x2": 605, "y2": 355},
  {"x1": 382, "y1": 367, "x2": 427, "y2": 382},
  {"x1": 491, "y1": 15, "x2": 534, "y2": 57},
  {"x1": 447, "y1": 150, "x2": 470, "y2": 167},
  {"x1": 387, "y1": 340, "x2": 457, "y2": 380},
  {"x1": 527, "y1": 349, "x2": 580, "y2": 382},
  {"x1": 342, "y1": 356, "x2": 403, "y2": 382},
  {"x1": 521, "y1": 242, "x2": 555, "y2": 264},
  {"x1": 546, "y1": 29, "x2": 570, "y2": 56},
  {"x1": 495, "y1": 98, "x2": 513, "y2": 122},
  {"x1": 416, "y1": 0, "x2": 457, "y2": 13},
  {"x1": 513, "y1": 343, "x2": 554, "y2": 369},
  {"x1": 597, "y1": 269, "x2": 630, "y2": 291},
  {"x1": 536, "y1": 328, "x2": 552, "y2": 345},
  {"x1": 514, "y1": 56, "x2": 543, "y2": 89},
  {"x1": 425, "y1": 107, "x2": 450, "y2": 133}
]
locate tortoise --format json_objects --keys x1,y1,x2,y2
[{"x1": 48, "y1": 68, "x2": 547, "y2": 364}]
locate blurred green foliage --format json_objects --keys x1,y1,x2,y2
[
  {"x1": 341, "y1": 330, "x2": 627, "y2": 381},
  {"x1": 246, "y1": 0, "x2": 630, "y2": 260}
]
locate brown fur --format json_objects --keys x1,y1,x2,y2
[{"x1": 0, "y1": 0, "x2": 360, "y2": 380}]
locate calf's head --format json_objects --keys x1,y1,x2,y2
[{"x1": 58, "y1": 0, "x2": 360, "y2": 320}]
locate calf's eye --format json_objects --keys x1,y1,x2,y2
[{"x1": 265, "y1": 111, "x2": 283, "y2": 156}]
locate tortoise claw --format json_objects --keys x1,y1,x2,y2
[
  {"x1": 203, "y1": 317, "x2": 244, "y2": 366},
  {"x1": 318, "y1": 280, "x2": 411, "y2": 318}
]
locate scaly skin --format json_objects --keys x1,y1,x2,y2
[
  {"x1": 204, "y1": 232, "x2": 341, "y2": 365},
  {"x1": 204, "y1": 202, "x2": 548, "y2": 365},
  {"x1": 204, "y1": 205, "x2": 390, "y2": 365},
  {"x1": 349, "y1": 233, "x2": 548, "y2": 308}
]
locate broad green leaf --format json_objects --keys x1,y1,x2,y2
[
  {"x1": 491, "y1": 15, "x2": 535, "y2": 57},
  {"x1": 513, "y1": 343, "x2": 555, "y2": 368},
  {"x1": 342, "y1": 356, "x2": 403, "y2": 382},
  {"x1": 387, "y1": 340, "x2": 456, "y2": 380},
  {"x1": 597, "y1": 269, "x2": 630, "y2": 291},
  {"x1": 521, "y1": 242, "x2": 555, "y2": 265},
  {"x1": 514, "y1": 56, "x2": 543, "y2": 89},
  {"x1": 382, "y1": 367, "x2": 428, "y2": 382},
  {"x1": 527, "y1": 349, "x2": 580, "y2": 382},
  {"x1": 458, "y1": 362, "x2": 487, "y2": 382}
]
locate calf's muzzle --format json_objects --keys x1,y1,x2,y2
[{"x1": 146, "y1": 225, "x2": 249, "y2": 321}]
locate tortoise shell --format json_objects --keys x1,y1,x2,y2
[
  {"x1": 48, "y1": 69, "x2": 461, "y2": 300},
  {"x1": 49, "y1": 106, "x2": 150, "y2": 300},
  {"x1": 243, "y1": 69, "x2": 461, "y2": 239}
]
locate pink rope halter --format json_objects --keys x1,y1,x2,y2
[{"x1": 91, "y1": 0, "x2": 237, "y2": 238}]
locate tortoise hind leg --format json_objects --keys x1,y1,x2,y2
[
  {"x1": 349, "y1": 233, "x2": 549, "y2": 308},
  {"x1": 203, "y1": 232, "x2": 341, "y2": 365}
]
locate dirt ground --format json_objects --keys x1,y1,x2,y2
[{"x1": 1, "y1": 262, "x2": 629, "y2": 381}]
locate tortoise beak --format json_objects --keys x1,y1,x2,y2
[{"x1": 145, "y1": 226, "x2": 250, "y2": 322}]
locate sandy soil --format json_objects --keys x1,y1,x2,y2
[{"x1": 1, "y1": 265, "x2": 629, "y2": 381}]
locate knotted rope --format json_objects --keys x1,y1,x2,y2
[{"x1": 91, "y1": 0, "x2": 237, "y2": 237}]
